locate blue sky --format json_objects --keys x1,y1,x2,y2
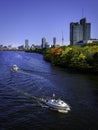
[{"x1": 0, "y1": 0, "x2": 98, "y2": 47}]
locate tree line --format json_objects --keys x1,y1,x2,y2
[{"x1": 43, "y1": 44, "x2": 98, "y2": 73}]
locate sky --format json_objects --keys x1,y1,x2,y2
[{"x1": 0, "y1": 0, "x2": 98, "y2": 47}]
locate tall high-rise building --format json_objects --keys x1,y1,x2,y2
[
  {"x1": 41, "y1": 37, "x2": 47, "y2": 48},
  {"x1": 25, "y1": 39, "x2": 29, "y2": 49},
  {"x1": 53, "y1": 37, "x2": 56, "y2": 47},
  {"x1": 70, "y1": 18, "x2": 91, "y2": 45}
]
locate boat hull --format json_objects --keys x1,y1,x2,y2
[{"x1": 45, "y1": 101, "x2": 70, "y2": 112}]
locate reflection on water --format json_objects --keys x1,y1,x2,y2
[{"x1": 0, "y1": 51, "x2": 98, "y2": 130}]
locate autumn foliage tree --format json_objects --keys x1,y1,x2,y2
[
  {"x1": 43, "y1": 44, "x2": 98, "y2": 73},
  {"x1": 50, "y1": 47, "x2": 62, "y2": 65}
]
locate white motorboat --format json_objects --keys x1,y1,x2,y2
[
  {"x1": 12, "y1": 65, "x2": 19, "y2": 71},
  {"x1": 45, "y1": 95, "x2": 70, "y2": 113}
]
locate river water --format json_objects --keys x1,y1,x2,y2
[{"x1": 0, "y1": 51, "x2": 98, "y2": 130}]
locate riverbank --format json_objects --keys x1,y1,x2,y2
[
  {"x1": 25, "y1": 44, "x2": 98, "y2": 74},
  {"x1": 43, "y1": 44, "x2": 98, "y2": 74}
]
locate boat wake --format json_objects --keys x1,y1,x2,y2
[{"x1": 10, "y1": 65, "x2": 71, "y2": 114}]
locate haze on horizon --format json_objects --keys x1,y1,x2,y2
[{"x1": 0, "y1": 0, "x2": 98, "y2": 47}]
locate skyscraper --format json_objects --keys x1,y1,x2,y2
[
  {"x1": 53, "y1": 37, "x2": 56, "y2": 47},
  {"x1": 25, "y1": 39, "x2": 29, "y2": 49},
  {"x1": 41, "y1": 37, "x2": 47, "y2": 48},
  {"x1": 70, "y1": 18, "x2": 91, "y2": 45}
]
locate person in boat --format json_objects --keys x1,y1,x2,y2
[{"x1": 52, "y1": 93, "x2": 55, "y2": 99}]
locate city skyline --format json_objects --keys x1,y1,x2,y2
[{"x1": 0, "y1": 0, "x2": 98, "y2": 47}]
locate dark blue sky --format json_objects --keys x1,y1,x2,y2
[{"x1": 0, "y1": 0, "x2": 98, "y2": 46}]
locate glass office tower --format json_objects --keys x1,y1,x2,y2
[{"x1": 70, "y1": 18, "x2": 91, "y2": 45}]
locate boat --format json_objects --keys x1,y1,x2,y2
[
  {"x1": 45, "y1": 94, "x2": 70, "y2": 113},
  {"x1": 12, "y1": 65, "x2": 19, "y2": 71}
]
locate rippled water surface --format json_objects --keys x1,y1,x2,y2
[{"x1": 0, "y1": 51, "x2": 98, "y2": 130}]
